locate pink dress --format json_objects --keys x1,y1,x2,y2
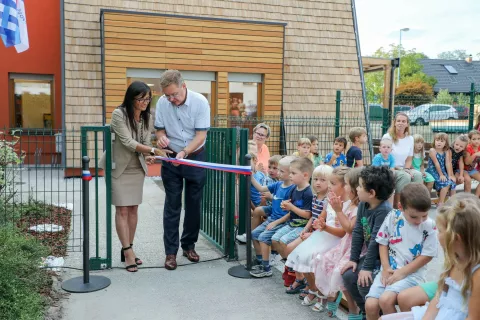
[{"x1": 314, "y1": 206, "x2": 358, "y2": 297}]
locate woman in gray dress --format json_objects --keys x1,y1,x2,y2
[{"x1": 102, "y1": 81, "x2": 170, "y2": 272}]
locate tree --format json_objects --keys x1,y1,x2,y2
[
  {"x1": 434, "y1": 89, "x2": 454, "y2": 104},
  {"x1": 437, "y1": 50, "x2": 468, "y2": 60},
  {"x1": 395, "y1": 81, "x2": 433, "y2": 106},
  {"x1": 364, "y1": 44, "x2": 436, "y2": 102}
]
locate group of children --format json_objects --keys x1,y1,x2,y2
[
  {"x1": 375, "y1": 130, "x2": 480, "y2": 206},
  {"x1": 241, "y1": 127, "x2": 480, "y2": 320}
]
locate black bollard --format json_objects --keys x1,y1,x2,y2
[
  {"x1": 62, "y1": 156, "x2": 111, "y2": 293},
  {"x1": 228, "y1": 154, "x2": 253, "y2": 278}
]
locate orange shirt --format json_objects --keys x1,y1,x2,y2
[{"x1": 257, "y1": 144, "x2": 270, "y2": 173}]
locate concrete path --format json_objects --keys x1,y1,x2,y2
[{"x1": 62, "y1": 176, "x2": 338, "y2": 320}]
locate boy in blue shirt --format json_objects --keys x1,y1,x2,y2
[
  {"x1": 325, "y1": 137, "x2": 348, "y2": 168},
  {"x1": 372, "y1": 138, "x2": 395, "y2": 168},
  {"x1": 347, "y1": 127, "x2": 368, "y2": 167},
  {"x1": 251, "y1": 157, "x2": 314, "y2": 278},
  {"x1": 250, "y1": 156, "x2": 297, "y2": 277}
]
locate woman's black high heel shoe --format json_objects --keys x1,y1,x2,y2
[
  {"x1": 121, "y1": 243, "x2": 143, "y2": 265},
  {"x1": 121, "y1": 246, "x2": 137, "y2": 272}
]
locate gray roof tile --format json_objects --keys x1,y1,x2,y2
[{"x1": 419, "y1": 59, "x2": 480, "y2": 93}]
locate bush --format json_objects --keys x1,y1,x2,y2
[
  {"x1": 0, "y1": 130, "x2": 24, "y2": 202},
  {"x1": 0, "y1": 227, "x2": 51, "y2": 320},
  {"x1": 395, "y1": 81, "x2": 434, "y2": 107}
]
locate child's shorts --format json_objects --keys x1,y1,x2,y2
[
  {"x1": 366, "y1": 271, "x2": 419, "y2": 299},
  {"x1": 271, "y1": 224, "x2": 303, "y2": 245},
  {"x1": 261, "y1": 206, "x2": 272, "y2": 217},
  {"x1": 419, "y1": 281, "x2": 438, "y2": 301},
  {"x1": 251, "y1": 219, "x2": 286, "y2": 245},
  {"x1": 423, "y1": 172, "x2": 435, "y2": 183},
  {"x1": 467, "y1": 169, "x2": 478, "y2": 176}
]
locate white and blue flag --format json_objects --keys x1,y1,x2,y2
[{"x1": 0, "y1": 0, "x2": 29, "y2": 53}]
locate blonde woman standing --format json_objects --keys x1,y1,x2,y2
[{"x1": 382, "y1": 112, "x2": 423, "y2": 207}]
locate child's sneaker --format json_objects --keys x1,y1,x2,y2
[
  {"x1": 236, "y1": 233, "x2": 246, "y2": 243},
  {"x1": 284, "y1": 272, "x2": 296, "y2": 287},
  {"x1": 250, "y1": 266, "x2": 273, "y2": 278},
  {"x1": 269, "y1": 253, "x2": 279, "y2": 266},
  {"x1": 282, "y1": 266, "x2": 289, "y2": 280}
]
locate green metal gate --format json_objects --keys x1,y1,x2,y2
[
  {"x1": 81, "y1": 126, "x2": 245, "y2": 266},
  {"x1": 200, "y1": 128, "x2": 248, "y2": 260},
  {"x1": 81, "y1": 126, "x2": 112, "y2": 270}
]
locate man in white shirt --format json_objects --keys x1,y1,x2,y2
[{"x1": 155, "y1": 70, "x2": 210, "y2": 270}]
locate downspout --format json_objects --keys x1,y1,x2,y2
[
  {"x1": 350, "y1": 0, "x2": 373, "y2": 159},
  {"x1": 100, "y1": 10, "x2": 106, "y2": 126},
  {"x1": 279, "y1": 24, "x2": 287, "y2": 155},
  {"x1": 60, "y1": 0, "x2": 66, "y2": 167}
]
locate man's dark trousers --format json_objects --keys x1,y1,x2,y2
[{"x1": 161, "y1": 150, "x2": 206, "y2": 255}]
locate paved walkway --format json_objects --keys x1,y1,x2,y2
[
  {"x1": 61, "y1": 177, "x2": 333, "y2": 319},
  {"x1": 55, "y1": 175, "x2": 447, "y2": 320}
]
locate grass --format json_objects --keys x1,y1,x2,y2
[{"x1": 0, "y1": 227, "x2": 51, "y2": 320}]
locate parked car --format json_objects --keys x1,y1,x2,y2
[
  {"x1": 393, "y1": 105, "x2": 413, "y2": 115},
  {"x1": 405, "y1": 104, "x2": 458, "y2": 126},
  {"x1": 454, "y1": 106, "x2": 469, "y2": 120}
]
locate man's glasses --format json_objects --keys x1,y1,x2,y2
[
  {"x1": 164, "y1": 92, "x2": 181, "y2": 100},
  {"x1": 135, "y1": 97, "x2": 152, "y2": 103},
  {"x1": 255, "y1": 132, "x2": 267, "y2": 138}
]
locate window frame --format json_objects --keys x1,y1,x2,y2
[
  {"x1": 227, "y1": 73, "x2": 264, "y2": 117},
  {"x1": 9, "y1": 74, "x2": 55, "y2": 132}
]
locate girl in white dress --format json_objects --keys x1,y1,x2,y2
[
  {"x1": 380, "y1": 193, "x2": 480, "y2": 320},
  {"x1": 285, "y1": 167, "x2": 352, "y2": 301}
]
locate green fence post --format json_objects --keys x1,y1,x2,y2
[
  {"x1": 225, "y1": 128, "x2": 237, "y2": 260},
  {"x1": 335, "y1": 90, "x2": 341, "y2": 138},
  {"x1": 238, "y1": 129, "x2": 248, "y2": 236},
  {"x1": 382, "y1": 108, "x2": 390, "y2": 135},
  {"x1": 469, "y1": 83, "x2": 476, "y2": 131}
]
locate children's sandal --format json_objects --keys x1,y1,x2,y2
[
  {"x1": 285, "y1": 278, "x2": 307, "y2": 294},
  {"x1": 301, "y1": 290, "x2": 320, "y2": 306},
  {"x1": 347, "y1": 314, "x2": 364, "y2": 320},
  {"x1": 326, "y1": 291, "x2": 343, "y2": 318},
  {"x1": 311, "y1": 295, "x2": 327, "y2": 312},
  {"x1": 298, "y1": 289, "x2": 309, "y2": 300}
]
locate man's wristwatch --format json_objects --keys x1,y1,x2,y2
[
  {"x1": 150, "y1": 147, "x2": 155, "y2": 156},
  {"x1": 181, "y1": 149, "x2": 188, "y2": 158}
]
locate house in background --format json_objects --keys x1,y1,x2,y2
[{"x1": 419, "y1": 57, "x2": 480, "y2": 94}]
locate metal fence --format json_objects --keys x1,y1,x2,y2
[
  {"x1": 0, "y1": 128, "x2": 84, "y2": 257},
  {"x1": 343, "y1": 85, "x2": 479, "y2": 146},
  {"x1": 214, "y1": 102, "x2": 371, "y2": 162}
]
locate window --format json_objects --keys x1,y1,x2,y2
[
  {"x1": 126, "y1": 69, "x2": 216, "y2": 122},
  {"x1": 228, "y1": 73, "x2": 263, "y2": 118},
  {"x1": 444, "y1": 65, "x2": 458, "y2": 74},
  {"x1": 9, "y1": 74, "x2": 54, "y2": 129}
]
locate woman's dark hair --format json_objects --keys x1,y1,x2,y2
[{"x1": 120, "y1": 81, "x2": 151, "y2": 132}]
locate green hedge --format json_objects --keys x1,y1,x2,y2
[{"x1": 0, "y1": 227, "x2": 51, "y2": 320}]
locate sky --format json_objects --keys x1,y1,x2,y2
[{"x1": 355, "y1": 0, "x2": 480, "y2": 59}]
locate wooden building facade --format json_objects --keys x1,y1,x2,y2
[{"x1": 65, "y1": 0, "x2": 363, "y2": 128}]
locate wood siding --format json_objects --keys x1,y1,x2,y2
[
  {"x1": 64, "y1": 1, "x2": 363, "y2": 167},
  {"x1": 103, "y1": 12, "x2": 284, "y2": 122},
  {"x1": 64, "y1": 0, "x2": 362, "y2": 129}
]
